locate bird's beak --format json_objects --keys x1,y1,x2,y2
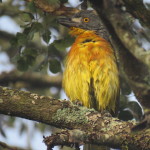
[{"x1": 58, "y1": 17, "x2": 78, "y2": 28}]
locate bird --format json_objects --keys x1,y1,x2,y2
[{"x1": 58, "y1": 10, "x2": 120, "y2": 149}]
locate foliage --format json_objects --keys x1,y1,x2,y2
[{"x1": 0, "y1": 0, "x2": 149, "y2": 149}]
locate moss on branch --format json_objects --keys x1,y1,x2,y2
[{"x1": 0, "y1": 86, "x2": 149, "y2": 149}]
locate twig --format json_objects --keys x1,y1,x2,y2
[
  {"x1": 0, "y1": 70, "x2": 62, "y2": 88},
  {"x1": 0, "y1": 141, "x2": 26, "y2": 150}
]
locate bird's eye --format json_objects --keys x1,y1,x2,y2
[{"x1": 83, "y1": 18, "x2": 90, "y2": 22}]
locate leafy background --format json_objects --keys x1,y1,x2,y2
[{"x1": 0, "y1": 0, "x2": 150, "y2": 149}]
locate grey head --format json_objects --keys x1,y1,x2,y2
[{"x1": 58, "y1": 10, "x2": 110, "y2": 41}]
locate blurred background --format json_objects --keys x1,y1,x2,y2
[{"x1": 0, "y1": 0, "x2": 150, "y2": 149}]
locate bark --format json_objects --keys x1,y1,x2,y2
[
  {"x1": 26, "y1": 0, "x2": 79, "y2": 15},
  {"x1": 0, "y1": 31, "x2": 14, "y2": 41},
  {"x1": 122, "y1": 0, "x2": 150, "y2": 28},
  {"x1": 0, "y1": 141, "x2": 26, "y2": 150},
  {"x1": 0, "y1": 71, "x2": 62, "y2": 88},
  {"x1": 0, "y1": 86, "x2": 149, "y2": 150}
]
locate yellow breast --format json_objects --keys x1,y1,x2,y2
[{"x1": 63, "y1": 30, "x2": 119, "y2": 113}]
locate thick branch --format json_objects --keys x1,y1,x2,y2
[
  {"x1": 104, "y1": 11, "x2": 150, "y2": 68},
  {"x1": 0, "y1": 141, "x2": 26, "y2": 150},
  {"x1": 122, "y1": 0, "x2": 150, "y2": 27},
  {"x1": 26, "y1": 0, "x2": 79, "y2": 15},
  {"x1": 0, "y1": 86, "x2": 149, "y2": 150},
  {"x1": 0, "y1": 2, "x2": 20, "y2": 17},
  {"x1": 43, "y1": 128, "x2": 150, "y2": 150},
  {"x1": 0, "y1": 31, "x2": 14, "y2": 40},
  {"x1": 0, "y1": 71, "x2": 62, "y2": 88}
]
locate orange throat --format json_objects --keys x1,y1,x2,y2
[{"x1": 69, "y1": 27, "x2": 95, "y2": 37}]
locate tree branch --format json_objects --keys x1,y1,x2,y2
[
  {"x1": 26, "y1": 0, "x2": 79, "y2": 15},
  {"x1": 0, "y1": 141, "x2": 26, "y2": 150},
  {"x1": 0, "y1": 2, "x2": 20, "y2": 17},
  {"x1": 0, "y1": 71, "x2": 62, "y2": 88},
  {"x1": 43, "y1": 128, "x2": 150, "y2": 150},
  {"x1": 122, "y1": 0, "x2": 150, "y2": 28},
  {"x1": 0, "y1": 86, "x2": 149, "y2": 150},
  {"x1": 106, "y1": 11, "x2": 150, "y2": 68},
  {"x1": 0, "y1": 31, "x2": 14, "y2": 40}
]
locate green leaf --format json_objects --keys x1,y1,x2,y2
[
  {"x1": 42, "y1": 29, "x2": 51, "y2": 44},
  {"x1": 23, "y1": 22, "x2": 43, "y2": 40},
  {"x1": 31, "y1": 22, "x2": 43, "y2": 33},
  {"x1": 0, "y1": 0, "x2": 2, "y2": 3},
  {"x1": 16, "y1": 32, "x2": 27, "y2": 46},
  {"x1": 26, "y1": 55, "x2": 35, "y2": 66},
  {"x1": 27, "y1": 1, "x2": 36, "y2": 12},
  {"x1": 49, "y1": 59, "x2": 61, "y2": 73},
  {"x1": 53, "y1": 35, "x2": 74, "y2": 51},
  {"x1": 10, "y1": 37, "x2": 18, "y2": 47},
  {"x1": 17, "y1": 57, "x2": 29, "y2": 71},
  {"x1": 17, "y1": 56, "x2": 35, "y2": 71},
  {"x1": 16, "y1": 49, "x2": 37, "y2": 71},
  {"x1": 23, "y1": 27, "x2": 35, "y2": 40},
  {"x1": 20, "y1": 12, "x2": 34, "y2": 22},
  {"x1": 23, "y1": 48, "x2": 38, "y2": 57},
  {"x1": 48, "y1": 44, "x2": 63, "y2": 60}
]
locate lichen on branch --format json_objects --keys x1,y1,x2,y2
[{"x1": 0, "y1": 86, "x2": 149, "y2": 149}]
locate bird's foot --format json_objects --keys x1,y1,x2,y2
[
  {"x1": 101, "y1": 110, "x2": 112, "y2": 117},
  {"x1": 73, "y1": 99, "x2": 83, "y2": 106}
]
